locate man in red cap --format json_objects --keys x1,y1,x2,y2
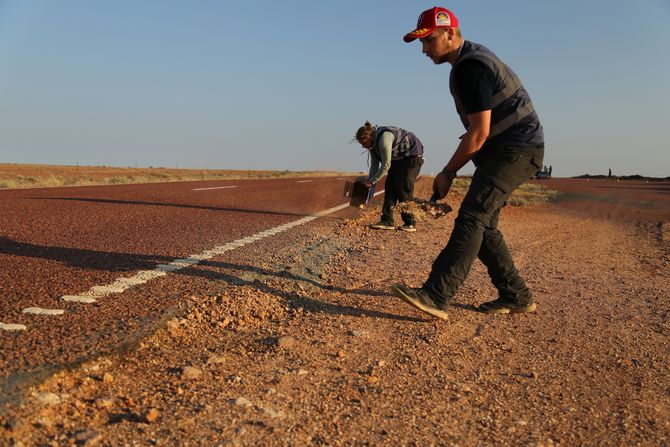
[{"x1": 392, "y1": 7, "x2": 545, "y2": 320}]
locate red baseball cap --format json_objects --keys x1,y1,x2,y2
[{"x1": 403, "y1": 7, "x2": 459, "y2": 42}]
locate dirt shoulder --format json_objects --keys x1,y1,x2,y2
[
  {"x1": 0, "y1": 163, "x2": 353, "y2": 189},
  {"x1": 1, "y1": 180, "x2": 668, "y2": 446}
]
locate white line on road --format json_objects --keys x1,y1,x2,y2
[
  {"x1": 22, "y1": 307, "x2": 65, "y2": 316},
  {"x1": 296, "y1": 180, "x2": 312, "y2": 183},
  {"x1": 61, "y1": 296, "x2": 97, "y2": 303},
  {"x1": 192, "y1": 186, "x2": 239, "y2": 191},
  {"x1": 89, "y1": 285, "x2": 126, "y2": 294},
  {"x1": 1, "y1": 323, "x2": 27, "y2": 331},
  {"x1": 16, "y1": 189, "x2": 385, "y2": 329}
]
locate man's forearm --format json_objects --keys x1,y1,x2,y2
[
  {"x1": 369, "y1": 161, "x2": 390, "y2": 184},
  {"x1": 442, "y1": 109, "x2": 491, "y2": 174},
  {"x1": 443, "y1": 128, "x2": 488, "y2": 174}
]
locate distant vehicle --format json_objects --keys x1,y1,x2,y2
[{"x1": 535, "y1": 165, "x2": 552, "y2": 179}]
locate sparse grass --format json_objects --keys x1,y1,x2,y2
[
  {"x1": 0, "y1": 164, "x2": 356, "y2": 190},
  {"x1": 450, "y1": 177, "x2": 558, "y2": 206},
  {"x1": 450, "y1": 178, "x2": 472, "y2": 196},
  {"x1": 507, "y1": 182, "x2": 560, "y2": 205}
]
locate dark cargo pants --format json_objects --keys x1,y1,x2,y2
[
  {"x1": 423, "y1": 145, "x2": 544, "y2": 306},
  {"x1": 381, "y1": 155, "x2": 423, "y2": 226}
]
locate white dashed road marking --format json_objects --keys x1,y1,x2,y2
[
  {"x1": 192, "y1": 186, "x2": 238, "y2": 191},
  {"x1": 9, "y1": 190, "x2": 384, "y2": 331},
  {"x1": 90, "y1": 285, "x2": 126, "y2": 294},
  {"x1": 22, "y1": 308, "x2": 65, "y2": 316},
  {"x1": 61, "y1": 296, "x2": 97, "y2": 303},
  {"x1": 0, "y1": 323, "x2": 27, "y2": 331}
]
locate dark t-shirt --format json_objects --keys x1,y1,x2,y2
[
  {"x1": 453, "y1": 59, "x2": 544, "y2": 150},
  {"x1": 454, "y1": 59, "x2": 495, "y2": 113}
]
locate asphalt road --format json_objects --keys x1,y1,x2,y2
[{"x1": 0, "y1": 177, "x2": 365, "y2": 404}]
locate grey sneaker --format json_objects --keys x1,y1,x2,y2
[
  {"x1": 369, "y1": 221, "x2": 395, "y2": 230},
  {"x1": 478, "y1": 299, "x2": 537, "y2": 314},
  {"x1": 391, "y1": 284, "x2": 449, "y2": 320},
  {"x1": 398, "y1": 224, "x2": 416, "y2": 233}
]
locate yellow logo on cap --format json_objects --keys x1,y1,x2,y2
[{"x1": 409, "y1": 28, "x2": 430, "y2": 36}]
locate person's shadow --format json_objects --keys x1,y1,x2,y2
[
  {"x1": 0, "y1": 236, "x2": 173, "y2": 271},
  {"x1": 0, "y1": 236, "x2": 424, "y2": 322},
  {"x1": 35, "y1": 196, "x2": 317, "y2": 218},
  {"x1": 184, "y1": 260, "x2": 426, "y2": 322}
]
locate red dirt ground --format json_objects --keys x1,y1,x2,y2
[{"x1": 1, "y1": 178, "x2": 668, "y2": 446}]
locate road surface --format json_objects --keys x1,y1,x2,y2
[{"x1": 0, "y1": 177, "x2": 367, "y2": 403}]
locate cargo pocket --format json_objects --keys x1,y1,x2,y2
[
  {"x1": 501, "y1": 149, "x2": 522, "y2": 164},
  {"x1": 469, "y1": 182, "x2": 506, "y2": 214}
]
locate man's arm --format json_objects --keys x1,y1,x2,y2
[
  {"x1": 433, "y1": 109, "x2": 490, "y2": 199},
  {"x1": 357, "y1": 151, "x2": 380, "y2": 187},
  {"x1": 367, "y1": 131, "x2": 393, "y2": 185},
  {"x1": 446, "y1": 110, "x2": 490, "y2": 172}
]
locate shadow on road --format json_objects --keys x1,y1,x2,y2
[
  {"x1": 0, "y1": 231, "x2": 426, "y2": 415},
  {"x1": 34, "y1": 196, "x2": 313, "y2": 218},
  {"x1": 0, "y1": 236, "x2": 173, "y2": 271},
  {"x1": 185, "y1": 261, "x2": 425, "y2": 323},
  {"x1": 0, "y1": 236, "x2": 420, "y2": 322}
]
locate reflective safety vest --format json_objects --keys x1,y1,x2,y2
[
  {"x1": 449, "y1": 41, "x2": 536, "y2": 140},
  {"x1": 373, "y1": 126, "x2": 424, "y2": 161}
]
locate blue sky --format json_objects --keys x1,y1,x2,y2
[{"x1": 0, "y1": 1, "x2": 668, "y2": 177}]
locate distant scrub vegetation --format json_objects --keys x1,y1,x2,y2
[
  {"x1": 450, "y1": 177, "x2": 559, "y2": 206},
  {"x1": 0, "y1": 164, "x2": 351, "y2": 190},
  {"x1": 0, "y1": 164, "x2": 560, "y2": 206}
]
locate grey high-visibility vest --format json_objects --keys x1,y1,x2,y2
[
  {"x1": 372, "y1": 126, "x2": 424, "y2": 161},
  {"x1": 449, "y1": 41, "x2": 536, "y2": 140}
]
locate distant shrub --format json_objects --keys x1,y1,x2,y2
[
  {"x1": 0, "y1": 165, "x2": 357, "y2": 189},
  {"x1": 445, "y1": 177, "x2": 558, "y2": 206},
  {"x1": 16, "y1": 175, "x2": 38, "y2": 184}
]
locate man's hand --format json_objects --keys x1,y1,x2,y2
[{"x1": 432, "y1": 172, "x2": 453, "y2": 200}]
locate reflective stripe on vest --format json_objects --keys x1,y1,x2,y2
[{"x1": 373, "y1": 126, "x2": 423, "y2": 160}]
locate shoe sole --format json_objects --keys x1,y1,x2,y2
[
  {"x1": 391, "y1": 285, "x2": 449, "y2": 320},
  {"x1": 369, "y1": 226, "x2": 396, "y2": 230},
  {"x1": 479, "y1": 302, "x2": 537, "y2": 314},
  {"x1": 398, "y1": 227, "x2": 417, "y2": 232}
]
